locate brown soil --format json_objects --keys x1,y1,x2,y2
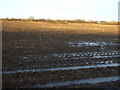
[{"x1": 2, "y1": 21, "x2": 119, "y2": 88}]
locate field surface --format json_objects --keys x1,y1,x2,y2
[{"x1": 2, "y1": 21, "x2": 120, "y2": 88}]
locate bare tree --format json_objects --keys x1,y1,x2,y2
[{"x1": 28, "y1": 16, "x2": 35, "y2": 20}]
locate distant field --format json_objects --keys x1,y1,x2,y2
[
  {"x1": 3, "y1": 21, "x2": 118, "y2": 34},
  {"x1": 2, "y1": 21, "x2": 120, "y2": 88}
]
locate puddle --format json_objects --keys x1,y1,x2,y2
[
  {"x1": 92, "y1": 55, "x2": 120, "y2": 59},
  {"x1": 2, "y1": 63, "x2": 120, "y2": 74},
  {"x1": 19, "y1": 50, "x2": 120, "y2": 61},
  {"x1": 51, "y1": 51, "x2": 120, "y2": 60},
  {"x1": 31, "y1": 76, "x2": 119, "y2": 88},
  {"x1": 66, "y1": 41, "x2": 120, "y2": 47},
  {"x1": 19, "y1": 55, "x2": 49, "y2": 61},
  {"x1": 3, "y1": 59, "x2": 119, "y2": 70}
]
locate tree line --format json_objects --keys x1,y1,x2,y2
[{"x1": 0, "y1": 17, "x2": 118, "y2": 25}]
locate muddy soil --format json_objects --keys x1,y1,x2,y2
[{"x1": 2, "y1": 21, "x2": 120, "y2": 88}]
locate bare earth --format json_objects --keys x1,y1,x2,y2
[{"x1": 2, "y1": 21, "x2": 120, "y2": 88}]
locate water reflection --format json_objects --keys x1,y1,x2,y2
[
  {"x1": 31, "y1": 76, "x2": 119, "y2": 88},
  {"x1": 2, "y1": 63, "x2": 120, "y2": 74}
]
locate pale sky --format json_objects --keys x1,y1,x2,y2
[{"x1": 0, "y1": 0, "x2": 119, "y2": 21}]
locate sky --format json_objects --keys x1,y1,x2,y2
[{"x1": 0, "y1": 0, "x2": 119, "y2": 21}]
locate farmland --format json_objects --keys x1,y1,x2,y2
[{"x1": 2, "y1": 21, "x2": 120, "y2": 88}]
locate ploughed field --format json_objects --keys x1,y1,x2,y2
[{"x1": 2, "y1": 21, "x2": 120, "y2": 88}]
